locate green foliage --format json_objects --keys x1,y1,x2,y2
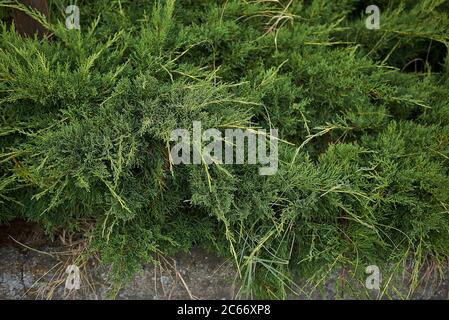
[{"x1": 1, "y1": 0, "x2": 449, "y2": 299}]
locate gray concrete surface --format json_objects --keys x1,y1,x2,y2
[{"x1": 0, "y1": 244, "x2": 238, "y2": 300}]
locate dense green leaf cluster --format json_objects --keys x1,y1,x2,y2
[{"x1": 1, "y1": 0, "x2": 448, "y2": 298}]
